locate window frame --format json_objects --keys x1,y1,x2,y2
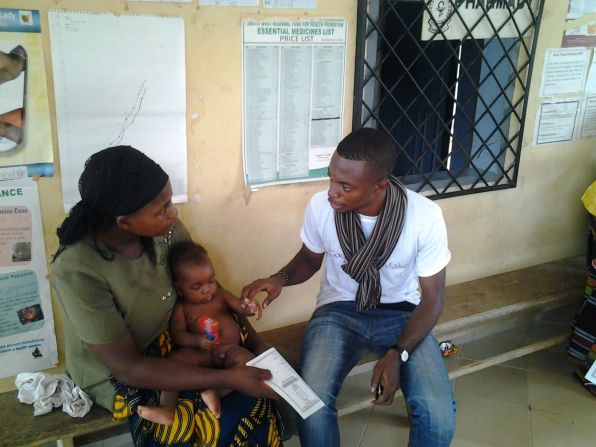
[{"x1": 352, "y1": 0, "x2": 546, "y2": 199}]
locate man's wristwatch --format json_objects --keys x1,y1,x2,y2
[{"x1": 389, "y1": 344, "x2": 409, "y2": 363}]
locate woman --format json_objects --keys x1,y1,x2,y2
[{"x1": 51, "y1": 146, "x2": 282, "y2": 446}]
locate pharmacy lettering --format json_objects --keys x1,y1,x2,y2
[{"x1": 422, "y1": 0, "x2": 537, "y2": 41}]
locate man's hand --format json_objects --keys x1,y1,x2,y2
[
  {"x1": 368, "y1": 267, "x2": 447, "y2": 405},
  {"x1": 228, "y1": 365, "x2": 278, "y2": 400},
  {"x1": 370, "y1": 349, "x2": 401, "y2": 405},
  {"x1": 241, "y1": 274, "x2": 285, "y2": 310},
  {"x1": 241, "y1": 245, "x2": 324, "y2": 312}
]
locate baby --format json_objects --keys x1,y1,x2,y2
[{"x1": 137, "y1": 240, "x2": 262, "y2": 424}]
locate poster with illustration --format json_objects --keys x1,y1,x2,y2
[
  {"x1": 421, "y1": 0, "x2": 538, "y2": 41},
  {"x1": 0, "y1": 8, "x2": 53, "y2": 179},
  {"x1": 0, "y1": 180, "x2": 58, "y2": 378}
]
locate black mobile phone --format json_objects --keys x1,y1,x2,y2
[{"x1": 375, "y1": 382, "x2": 383, "y2": 400}]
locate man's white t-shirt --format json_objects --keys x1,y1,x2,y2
[{"x1": 300, "y1": 189, "x2": 451, "y2": 309}]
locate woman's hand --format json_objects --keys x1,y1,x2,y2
[
  {"x1": 86, "y1": 333, "x2": 277, "y2": 396},
  {"x1": 227, "y1": 365, "x2": 278, "y2": 400}
]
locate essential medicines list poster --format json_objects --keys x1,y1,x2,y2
[{"x1": 242, "y1": 18, "x2": 347, "y2": 188}]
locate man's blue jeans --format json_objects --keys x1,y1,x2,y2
[{"x1": 298, "y1": 301, "x2": 456, "y2": 447}]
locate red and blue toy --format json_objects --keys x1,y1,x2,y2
[{"x1": 198, "y1": 316, "x2": 220, "y2": 345}]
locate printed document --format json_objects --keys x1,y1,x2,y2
[{"x1": 246, "y1": 347, "x2": 324, "y2": 419}]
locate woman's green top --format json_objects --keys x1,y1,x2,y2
[{"x1": 50, "y1": 219, "x2": 190, "y2": 410}]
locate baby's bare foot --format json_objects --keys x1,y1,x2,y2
[
  {"x1": 137, "y1": 405, "x2": 174, "y2": 425},
  {"x1": 201, "y1": 389, "x2": 221, "y2": 418}
]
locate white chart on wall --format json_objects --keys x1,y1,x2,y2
[{"x1": 48, "y1": 10, "x2": 188, "y2": 211}]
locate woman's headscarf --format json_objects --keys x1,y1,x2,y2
[{"x1": 56, "y1": 146, "x2": 169, "y2": 249}]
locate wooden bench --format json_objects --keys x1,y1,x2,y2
[
  {"x1": 0, "y1": 391, "x2": 123, "y2": 447},
  {"x1": 0, "y1": 256, "x2": 584, "y2": 447},
  {"x1": 261, "y1": 256, "x2": 585, "y2": 416}
]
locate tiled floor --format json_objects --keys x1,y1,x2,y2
[
  {"x1": 282, "y1": 306, "x2": 596, "y2": 447},
  {"x1": 90, "y1": 307, "x2": 596, "y2": 447},
  {"x1": 333, "y1": 354, "x2": 594, "y2": 447}
]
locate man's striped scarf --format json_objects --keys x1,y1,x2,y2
[{"x1": 334, "y1": 176, "x2": 408, "y2": 310}]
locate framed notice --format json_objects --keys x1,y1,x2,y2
[
  {"x1": 535, "y1": 100, "x2": 580, "y2": 145},
  {"x1": 579, "y1": 95, "x2": 596, "y2": 138}
]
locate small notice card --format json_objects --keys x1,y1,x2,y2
[{"x1": 246, "y1": 347, "x2": 324, "y2": 419}]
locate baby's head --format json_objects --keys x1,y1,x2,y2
[{"x1": 168, "y1": 241, "x2": 218, "y2": 304}]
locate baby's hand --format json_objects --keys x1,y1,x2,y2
[
  {"x1": 242, "y1": 297, "x2": 262, "y2": 320},
  {"x1": 199, "y1": 336, "x2": 215, "y2": 351}
]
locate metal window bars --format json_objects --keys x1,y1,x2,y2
[{"x1": 353, "y1": 0, "x2": 545, "y2": 199}]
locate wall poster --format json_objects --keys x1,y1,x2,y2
[
  {"x1": 562, "y1": 22, "x2": 596, "y2": 48},
  {"x1": 242, "y1": 18, "x2": 346, "y2": 188},
  {"x1": 0, "y1": 8, "x2": 54, "y2": 180},
  {"x1": 48, "y1": 10, "x2": 188, "y2": 212},
  {"x1": 566, "y1": 0, "x2": 596, "y2": 20},
  {"x1": 534, "y1": 99, "x2": 580, "y2": 145},
  {"x1": 0, "y1": 180, "x2": 58, "y2": 379},
  {"x1": 421, "y1": 0, "x2": 538, "y2": 41}
]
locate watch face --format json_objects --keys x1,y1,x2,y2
[{"x1": 401, "y1": 349, "x2": 409, "y2": 362}]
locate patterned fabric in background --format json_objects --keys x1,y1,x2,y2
[
  {"x1": 567, "y1": 229, "x2": 596, "y2": 368},
  {"x1": 111, "y1": 329, "x2": 282, "y2": 447}
]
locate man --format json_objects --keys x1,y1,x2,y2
[{"x1": 242, "y1": 127, "x2": 456, "y2": 446}]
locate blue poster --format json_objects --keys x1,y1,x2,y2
[{"x1": 0, "y1": 181, "x2": 57, "y2": 378}]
